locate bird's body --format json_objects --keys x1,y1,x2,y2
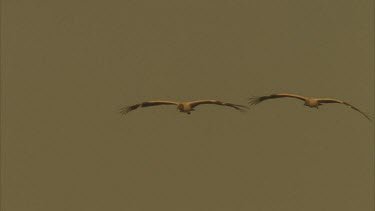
[
  {"x1": 249, "y1": 93, "x2": 371, "y2": 121},
  {"x1": 304, "y1": 97, "x2": 320, "y2": 108},
  {"x1": 121, "y1": 100, "x2": 248, "y2": 115},
  {"x1": 177, "y1": 102, "x2": 194, "y2": 114}
]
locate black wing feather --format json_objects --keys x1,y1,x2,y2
[
  {"x1": 190, "y1": 100, "x2": 248, "y2": 112},
  {"x1": 120, "y1": 101, "x2": 178, "y2": 115},
  {"x1": 317, "y1": 98, "x2": 372, "y2": 121},
  {"x1": 249, "y1": 94, "x2": 306, "y2": 105}
]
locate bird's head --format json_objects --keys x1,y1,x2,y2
[
  {"x1": 177, "y1": 104, "x2": 184, "y2": 111},
  {"x1": 303, "y1": 99, "x2": 310, "y2": 106}
]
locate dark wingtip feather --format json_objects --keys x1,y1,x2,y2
[
  {"x1": 248, "y1": 96, "x2": 263, "y2": 105},
  {"x1": 237, "y1": 107, "x2": 248, "y2": 112},
  {"x1": 362, "y1": 112, "x2": 373, "y2": 122},
  {"x1": 342, "y1": 101, "x2": 373, "y2": 122},
  {"x1": 119, "y1": 104, "x2": 140, "y2": 116},
  {"x1": 234, "y1": 104, "x2": 249, "y2": 112},
  {"x1": 223, "y1": 103, "x2": 249, "y2": 112},
  {"x1": 358, "y1": 112, "x2": 372, "y2": 122},
  {"x1": 119, "y1": 106, "x2": 132, "y2": 115}
]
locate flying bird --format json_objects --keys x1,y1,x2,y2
[
  {"x1": 121, "y1": 100, "x2": 248, "y2": 115},
  {"x1": 249, "y1": 93, "x2": 371, "y2": 121}
]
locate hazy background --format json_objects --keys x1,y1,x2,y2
[{"x1": 1, "y1": 0, "x2": 374, "y2": 210}]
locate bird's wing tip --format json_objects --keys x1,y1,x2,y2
[
  {"x1": 248, "y1": 97, "x2": 262, "y2": 105},
  {"x1": 119, "y1": 106, "x2": 133, "y2": 115}
]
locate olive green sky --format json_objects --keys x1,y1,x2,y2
[{"x1": 1, "y1": 0, "x2": 374, "y2": 210}]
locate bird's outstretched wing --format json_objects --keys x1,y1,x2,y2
[
  {"x1": 249, "y1": 93, "x2": 307, "y2": 105},
  {"x1": 120, "y1": 101, "x2": 178, "y2": 115},
  {"x1": 190, "y1": 100, "x2": 248, "y2": 112},
  {"x1": 317, "y1": 98, "x2": 372, "y2": 121}
]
